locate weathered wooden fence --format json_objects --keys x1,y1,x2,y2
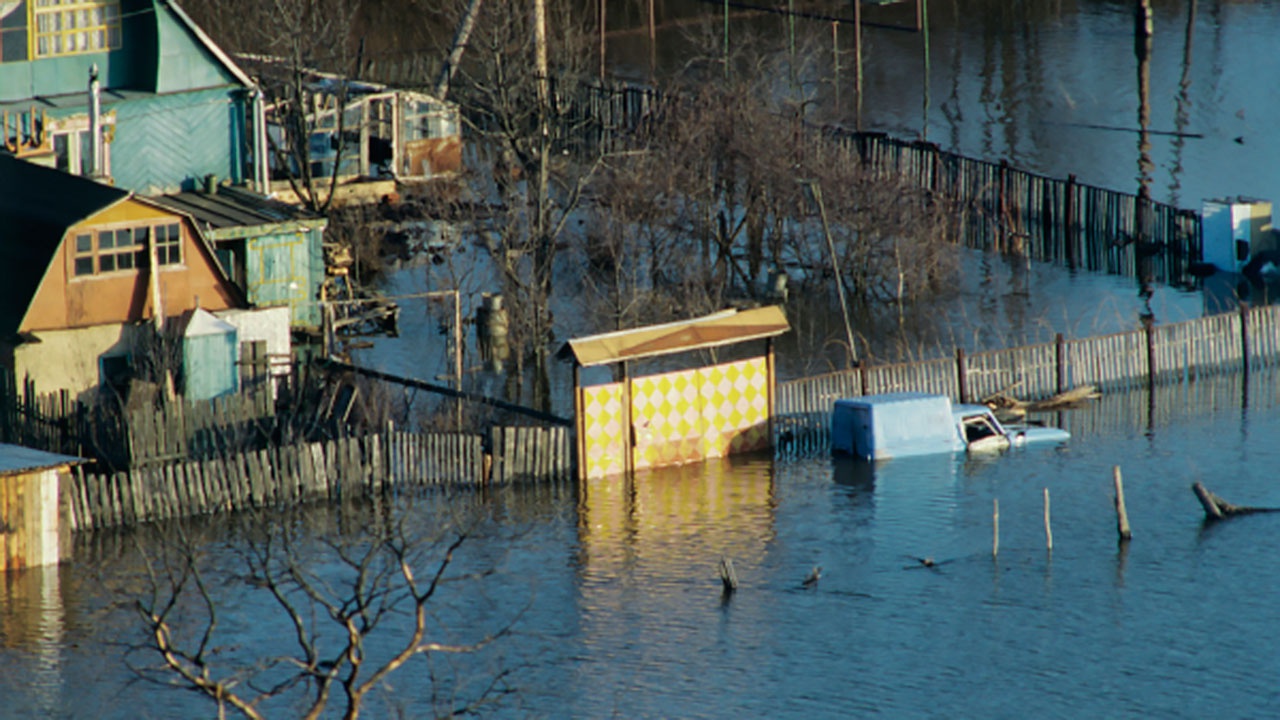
[
  {"x1": 0, "y1": 372, "x2": 278, "y2": 471},
  {"x1": 563, "y1": 82, "x2": 1202, "y2": 286},
  {"x1": 776, "y1": 303, "x2": 1280, "y2": 456},
  {"x1": 67, "y1": 425, "x2": 573, "y2": 532}
]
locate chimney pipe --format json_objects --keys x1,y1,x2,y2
[{"x1": 88, "y1": 64, "x2": 102, "y2": 177}]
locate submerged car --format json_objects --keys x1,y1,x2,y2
[{"x1": 831, "y1": 392, "x2": 1070, "y2": 461}]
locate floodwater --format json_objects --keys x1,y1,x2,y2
[
  {"x1": 607, "y1": 0, "x2": 1280, "y2": 211},
  {"x1": 4, "y1": 370, "x2": 1280, "y2": 718},
  {"x1": 5, "y1": 2, "x2": 1280, "y2": 717}
]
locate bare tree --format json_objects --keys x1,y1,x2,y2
[
  {"x1": 444, "y1": 0, "x2": 603, "y2": 409},
  {"x1": 183, "y1": 0, "x2": 362, "y2": 213},
  {"x1": 132, "y1": 507, "x2": 518, "y2": 719}
]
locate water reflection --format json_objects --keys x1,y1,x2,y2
[{"x1": 1, "y1": 565, "x2": 64, "y2": 717}]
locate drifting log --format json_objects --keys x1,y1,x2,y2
[
  {"x1": 1192, "y1": 482, "x2": 1280, "y2": 520},
  {"x1": 984, "y1": 385, "x2": 1099, "y2": 423}
]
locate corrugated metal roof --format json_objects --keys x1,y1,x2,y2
[
  {"x1": 564, "y1": 306, "x2": 790, "y2": 367},
  {"x1": 152, "y1": 187, "x2": 320, "y2": 231},
  {"x1": 0, "y1": 443, "x2": 85, "y2": 476}
]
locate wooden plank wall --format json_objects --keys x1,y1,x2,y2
[{"x1": 66, "y1": 426, "x2": 567, "y2": 532}]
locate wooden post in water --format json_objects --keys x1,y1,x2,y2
[
  {"x1": 1143, "y1": 314, "x2": 1156, "y2": 394},
  {"x1": 1239, "y1": 302, "x2": 1251, "y2": 380},
  {"x1": 1065, "y1": 174, "x2": 1077, "y2": 269},
  {"x1": 992, "y1": 498, "x2": 1000, "y2": 558},
  {"x1": 1055, "y1": 333, "x2": 1066, "y2": 395},
  {"x1": 955, "y1": 347, "x2": 968, "y2": 404},
  {"x1": 1044, "y1": 488, "x2": 1053, "y2": 551},
  {"x1": 1113, "y1": 466, "x2": 1132, "y2": 541}
]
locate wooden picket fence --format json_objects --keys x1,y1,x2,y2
[
  {"x1": 67, "y1": 425, "x2": 573, "y2": 532},
  {"x1": 775, "y1": 303, "x2": 1280, "y2": 456}
]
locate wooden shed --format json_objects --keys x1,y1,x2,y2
[
  {"x1": 0, "y1": 445, "x2": 85, "y2": 571},
  {"x1": 179, "y1": 308, "x2": 239, "y2": 401},
  {"x1": 562, "y1": 306, "x2": 791, "y2": 479},
  {"x1": 154, "y1": 185, "x2": 327, "y2": 330}
]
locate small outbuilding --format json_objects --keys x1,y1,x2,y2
[
  {"x1": 0, "y1": 444, "x2": 85, "y2": 571},
  {"x1": 562, "y1": 306, "x2": 791, "y2": 479}
]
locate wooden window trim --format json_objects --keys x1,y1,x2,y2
[
  {"x1": 31, "y1": 0, "x2": 122, "y2": 59},
  {"x1": 70, "y1": 220, "x2": 184, "y2": 280}
]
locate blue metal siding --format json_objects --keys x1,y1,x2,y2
[
  {"x1": 109, "y1": 87, "x2": 249, "y2": 194},
  {"x1": 183, "y1": 328, "x2": 238, "y2": 400}
]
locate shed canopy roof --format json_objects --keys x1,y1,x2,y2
[
  {"x1": 0, "y1": 443, "x2": 85, "y2": 476},
  {"x1": 563, "y1": 306, "x2": 790, "y2": 368}
]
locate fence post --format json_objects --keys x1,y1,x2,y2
[
  {"x1": 1143, "y1": 314, "x2": 1156, "y2": 393},
  {"x1": 998, "y1": 159, "x2": 1009, "y2": 253},
  {"x1": 1239, "y1": 303, "x2": 1251, "y2": 377},
  {"x1": 956, "y1": 347, "x2": 968, "y2": 404},
  {"x1": 1064, "y1": 174, "x2": 1076, "y2": 269},
  {"x1": 1055, "y1": 333, "x2": 1066, "y2": 395}
]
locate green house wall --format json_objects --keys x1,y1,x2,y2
[
  {"x1": 0, "y1": 0, "x2": 238, "y2": 101},
  {"x1": 2, "y1": 0, "x2": 251, "y2": 193},
  {"x1": 108, "y1": 86, "x2": 250, "y2": 194}
]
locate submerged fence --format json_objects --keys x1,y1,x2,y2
[
  {"x1": 562, "y1": 82, "x2": 1202, "y2": 287},
  {"x1": 775, "y1": 303, "x2": 1280, "y2": 456},
  {"x1": 66, "y1": 425, "x2": 573, "y2": 532}
]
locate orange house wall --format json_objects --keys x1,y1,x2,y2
[{"x1": 20, "y1": 200, "x2": 240, "y2": 333}]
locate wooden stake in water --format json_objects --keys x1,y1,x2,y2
[
  {"x1": 992, "y1": 498, "x2": 1000, "y2": 557},
  {"x1": 1044, "y1": 487, "x2": 1053, "y2": 551},
  {"x1": 1113, "y1": 466, "x2": 1132, "y2": 541},
  {"x1": 719, "y1": 556, "x2": 739, "y2": 594}
]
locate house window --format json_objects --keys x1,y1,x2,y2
[
  {"x1": 1, "y1": 2, "x2": 30, "y2": 63},
  {"x1": 72, "y1": 221, "x2": 181, "y2": 277},
  {"x1": 32, "y1": 0, "x2": 121, "y2": 59},
  {"x1": 52, "y1": 127, "x2": 111, "y2": 177},
  {"x1": 154, "y1": 222, "x2": 182, "y2": 265}
]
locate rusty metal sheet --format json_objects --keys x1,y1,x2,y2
[
  {"x1": 403, "y1": 136, "x2": 462, "y2": 177},
  {"x1": 565, "y1": 306, "x2": 790, "y2": 367}
]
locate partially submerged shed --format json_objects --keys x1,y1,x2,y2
[
  {"x1": 0, "y1": 444, "x2": 86, "y2": 571},
  {"x1": 562, "y1": 306, "x2": 791, "y2": 479}
]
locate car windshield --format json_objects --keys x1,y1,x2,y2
[{"x1": 962, "y1": 414, "x2": 1000, "y2": 443}]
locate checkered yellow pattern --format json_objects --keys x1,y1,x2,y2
[
  {"x1": 579, "y1": 357, "x2": 771, "y2": 478},
  {"x1": 580, "y1": 382, "x2": 626, "y2": 479}
]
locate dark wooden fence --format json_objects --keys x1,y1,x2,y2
[
  {"x1": 561, "y1": 82, "x2": 1202, "y2": 287},
  {"x1": 67, "y1": 425, "x2": 573, "y2": 532},
  {"x1": 0, "y1": 373, "x2": 278, "y2": 471},
  {"x1": 775, "y1": 303, "x2": 1280, "y2": 456}
]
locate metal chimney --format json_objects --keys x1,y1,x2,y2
[{"x1": 88, "y1": 64, "x2": 102, "y2": 177}]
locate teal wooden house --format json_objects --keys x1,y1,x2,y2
[
  {"x1": 155, "y1": 186, "x2": 327, "y2": 331},
  {"x1": 0, "y1": 0, "x2": 265, "y2": 195}
]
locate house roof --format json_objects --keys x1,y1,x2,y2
[
  {"x1": 164, "y1": 0, "x2": 256, "y2": 89},
  {"x1": 152, "y1": 186, "x2": 323, "y2": 237},
  {"x1": 0, "y1": 154, "x2": 247, "y2": 336},
  {"x1": 0, "y1": 155, "x2": 131, "y2": 336},
  {"x1": 562, "y1": 306, "x2": 791, "y2": 368}
]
